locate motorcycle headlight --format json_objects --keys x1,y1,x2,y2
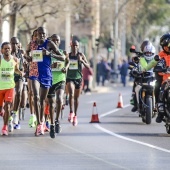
[{"x1": 150, "y1": 80, "x2": 156, "y2": 86}]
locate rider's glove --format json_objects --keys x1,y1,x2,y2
[
  {"x1": 131, "y1": 70, "x2": 138, "y2": 76},
  {"x1": 166, "y1": 67, "x2": 170, "y2": 74}
]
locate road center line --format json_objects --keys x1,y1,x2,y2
[{"x1": 93, "y1": 104, "x2": 170, "y2": 154}]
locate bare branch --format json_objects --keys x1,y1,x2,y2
[
  {"x1": 35, "y1": 9, "x2": 59, "y2": 19},
  {"x1": 114, "y1": 0, "x2": 132, "y2": 21}
]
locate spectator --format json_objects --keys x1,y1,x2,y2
[
  {"x1": 82, "y1": 66, "x2": 93, "y2": 93},
  {"x1": 120, "y1": 59, "x2": 128, "y2": 87},
  {"x1": 96, "y1": 57, "x2": 112, "y2": 86}
]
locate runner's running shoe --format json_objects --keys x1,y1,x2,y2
[
  {"x1": 1, "y1": 125, "x2": 8, "y2": 136},
  {"x1": 68, "y1": 112, "x2": 74, "y2": 123},
  {"x1": 14, "y1": 122, "x2": 21, "y2": 130},
  {"x1": 29, "y1": 114, "x2": 36, "y2": 128},
  {"x1": 44, "y1": 124, "x2": 50, "y2": 132},
  {"x1": 55, "y1": 120, "x2": 61, "y2": 133},
  {"x1": 46, "y1": 120, "x2": 50, "y2": 129},
  {"x1": 50, "y1": 125, "x2": 55, "y2": 138},
  {"x1": 35, "y1": 124, "x2": 43, "y2": 136},
  {"x1": 72, "y1": 116, "x2": 78, "y2": 126},
  {"x1": 8, "y1": 116, "x2": 14, "y2": 132}
]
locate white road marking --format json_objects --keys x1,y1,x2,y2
[
  {"x1": 99, "y1": 104, "x2": 130, "y2": 118},
  {"x1": 58, "y1": 142, "x2": 130, "y2": 170},
  {"x1": 93, "y1": 104, "x2": 170, "y2": 154}
]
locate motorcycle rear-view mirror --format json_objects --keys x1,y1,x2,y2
[
  {"x1": 129, "y1": 45, "x2": 143, "y2": 56},
  {"x1": 129, "y1": 45, "x2": 136, "y2": 53}
]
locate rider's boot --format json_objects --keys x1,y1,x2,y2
[
  {"x1": 130, "y1": 99, "x2": 134, "y2": 105},
  {"x1": 131, "y1": 106, "x2": 138, "y2": 112},
  {"x1": 130, "y1": 93, "x2": 135, "y2": 105},
  {"x1": 131, "y1": 94, "x2": 138, "y2": 112},
  {"x1": 156, "y1": 103, "x2": 164, "y2": 123}
]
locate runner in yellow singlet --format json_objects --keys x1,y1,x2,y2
[{"x1": 0, "y1": 42, "x2": 24, "y2": 136}]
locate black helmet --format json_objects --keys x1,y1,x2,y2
[{"x1": 160, "y1": 33, "x2": 170, "y2": 47}]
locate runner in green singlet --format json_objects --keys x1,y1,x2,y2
[
  {"x1": 66, "y1": 40, "x2": 90, "y2": 126},
  {"x1": 47, "y1": 34, "x2": 70, "y2": 138}
]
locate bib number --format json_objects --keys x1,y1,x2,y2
[
  {"x1": 52, "y1": 61, "x2": 65, "y2": 71},
  {"x1": 32, "y1": 50, "x2": 43, "y2": 62},
  {"x1": 1, "y1": 71, "x2": 12, "y2": 81},
  {"x1": 69, "y1": 60, "x2": 78, "y2": 70}
]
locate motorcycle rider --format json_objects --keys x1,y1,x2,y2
[
  {"x1": 153, "y1": 33, "x2": 170, "y2": 123},
  {"x1": 131, "y1": 41, "x2": 155, "y2": 112}
]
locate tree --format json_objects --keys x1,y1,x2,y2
[
  {"x1": 127, "y1": 0, "x2": 170, "y2": 53},
  {"x1": 0, "y1": 0, "x2": 13, "y2": 42}
]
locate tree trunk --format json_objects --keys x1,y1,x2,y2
[
  {"x1": 9, "y1": 13, "x2": 17, "y2": 38},
  {"x1": 0, "y1": 14, "x2": 2, "y2": 42}
]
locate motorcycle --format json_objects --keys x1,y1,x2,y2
[
  {"x1": 153, "y1": 56, "x2": 170, "y2": 133},
  {"x1": 163, "y1": 79, "x2": 170, "y2": 134},
  {"x1": 133, "y1": 70, "x2": 156, "y2": 124},
  {"x1": 129, "y1": 46, "x2": 156, "y2": 124}
]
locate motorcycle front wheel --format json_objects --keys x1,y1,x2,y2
[{"x1": 145, "y1": 96, "x2": 152, "y2": 124}]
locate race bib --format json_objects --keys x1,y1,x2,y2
[
  {"x1": 52, "y1": 61, "x2": 65, "y2": 71},
  {"x1": 32, "y1": 50, "x2": 43, "y2": 62},
  {"x1": 1, "y1": 71, "x2": 12, "y2": 81},
  {"x1": 69, "y1": 60, "x2": 78, "y2": 70}
]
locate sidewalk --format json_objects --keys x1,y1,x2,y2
[{"x1": 91, "y1": 81, "x2": 133, "y2": 93}]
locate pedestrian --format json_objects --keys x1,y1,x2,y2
[
  {"x1": 97, "y1": 57, "x2": 111, "y2": 86},
  {"x1": 66, "y1": 40, "x2": 90, "y2": 126},
  {"x1": 82, "y1": 65, "x2": 93, "y2": 93}
]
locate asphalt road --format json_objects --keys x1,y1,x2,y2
[{"x1": 0, "y1": 83, "x2": 170, "y2": 170}]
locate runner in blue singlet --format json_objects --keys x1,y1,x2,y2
[{"x1": 29, "y1": 27, "x2": 65, "y2": 136}]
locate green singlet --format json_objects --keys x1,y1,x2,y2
[
  {"x1": 51, "y1": 49, "x2": 66, "y2": 85},
  {"x1": 66, "y1": 52, "x2": 82, "y2": 79}
]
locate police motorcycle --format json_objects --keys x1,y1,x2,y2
[
  {"x1": 153, "y1": 55, "x2": 170, "y2": 134},
  {"x1": 129, "y1": 46, "x2": 156, "y2": 124}
]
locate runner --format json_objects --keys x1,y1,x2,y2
[
  {"x1": 0, "y1": 42, "x2": 24, "y2": 135},
  {"x1": 10, "y1": 37, "x2": 26, "y2": 130},
  {"x1": 47, "y1": 34, "x2": 70, "y2": 138},
  {"x1": 18, "y1": 42, "x2": 28, "y2": 121},
  {"x1": 66, "y1": 40, "x2": 90, "y2": 126},
  {"x1": 26, "y1": 29, "x2": 38, "y2": 128},
  {"x1": 26, "y1": 27, "x2": 64, "y2": 136}
]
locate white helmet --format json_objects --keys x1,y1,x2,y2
[{"x1": 143, "y1": 44, "x2": 155, "y2": 61}]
